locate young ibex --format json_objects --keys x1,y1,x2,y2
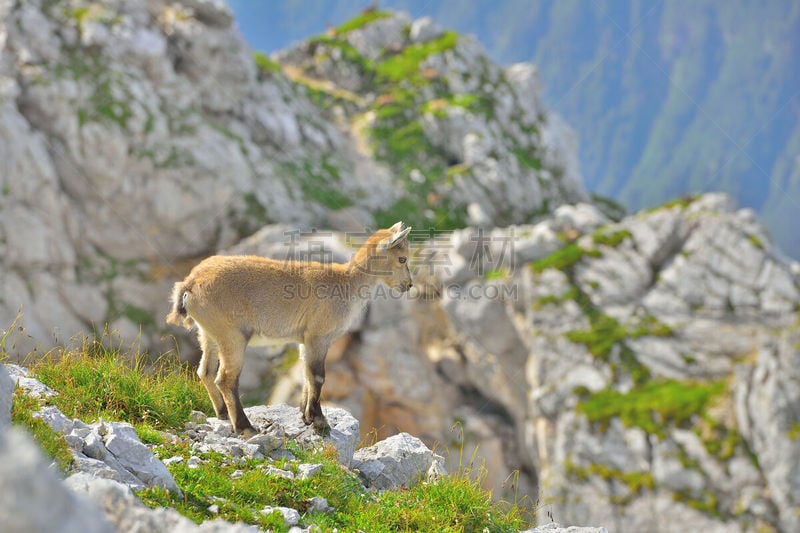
[{"x1": 166, "y1": 222, "x2": 413, "y2": 437}]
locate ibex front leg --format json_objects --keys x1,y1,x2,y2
[{"x1": 300, "y1": 336, "x2": 331, "y2": 435}]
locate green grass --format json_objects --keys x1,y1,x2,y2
[
  {"x1": 565, "y1": 460, "x2": 654, "y2": 504},
  {"x1": 747, "y1": 233, "x2": 765, "y2": 251},
  {"x1": 790, "y1": 422, "x2": 800, "y2": 441},
  {"x1": 310, "y1": 36, "x2": 376, "y2": 75},
  {"x1": 253, "y1": 51, "x2": 281, "y2": 75},
  {"x1": 54, "y1": 49, "x2": 132, "y2": 130},
  {"x1": 7, "y1": 338, "x2": 528, "y2": 531},
  {"x1": 421, "y1": 94, "x2": 495, "y2": 119},
  {"x1": 375, "y1": 31, "x2": 458, "y2": 84},
  {"x1": 576, "y1": 380, "x2": 726, "y2": 437},
  {"x1": 646, "y1": 194, "x2": 700, "y2": 213},
  {"x1": 629, "y1": 314, "x2": 673, "y2": 338},
  {"x1": 24, "y1": 339, "x2": 212, "y2": 431},
  {"x1": 673, "y1": 489, "x2": 722, "y2": 518},
  {"x1": 565, "y1": 313, "x2": 628, "y2": 360},
  {"x1": 287, "y1": 158, "x2": 355, "y2": 211},
  {"x1": 532, "y1": 287, "x2": 580, "y2": 309},
  {"x1": 138, "y1": 442, "x2": 528, "y2": 532},
  {"x1": 484, "y1": 268, "x2": 508, "y2": 281},
  {"x1": 592, "y1": 228, "x2": 633, "y2": 247},
  {"x1": 335, "y1": 10, "x2": 391, "y2": 34},
  {"x1": 530, "y1": 243, "x2": 602, "y2": 273},
  {"x1": 556, "y1": 285, "x2": 665, "y2": 385}
]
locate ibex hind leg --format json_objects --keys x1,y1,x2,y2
[
  {"x1": 215, "y1": 336, "x2": 257, "y2": 438},
  {"x1": 301, "y1": 339, "x2": 331, "y2": 436},
  {"x1": 197, "y1": 328, "x2": 228, "y2": 420}
]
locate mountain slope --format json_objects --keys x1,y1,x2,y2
[
  {"x1": 0, "y1": 1, "x2": 583, "y2": 353},
  {"x1": 255, "y1": 193, "x2": 800, "y2": 532},
  {"x1": 228, "y1": 0, "x2": 800, "y2": 257}
]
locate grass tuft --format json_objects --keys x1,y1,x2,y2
[
  {"x1": 6, "y1": 336, "x2": 529, "y2": 531},
  {"x1": 253, "y1": 51, "x2": 281, "y2": 75},
  {"x1": 592, "y1": 228, "x2": 632, "y2": 247},
  {"x1": 138, "y1": 441, "x2": 528, "y2": 532},
  {"x1": 25, "y1": 339, "x2": 212, "y2": 431},
  {"x1": 375, "y1": 31, "x2": 458, "y2": 84},
  {"x1": 530, "y1": 243, "x2": 602, "y2": 273},
  {"x1": 577, "y1": 380, "x2": 726, "y2": 437},
  {"x1": 335, "y1": 10, "x2": 391, "y2": 34}
]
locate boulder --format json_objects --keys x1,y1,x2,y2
[
  {"x1": 552, "y1": 203, "x2": 609, "y2": 234},
  {"x1": 0, "y1": 427, "x2": 113, "y2": 533},
  {"x1": 244, "y1": 403, "x2": 360, "y2": 466},
  {"x1": 31, "y1": 404, "x2": 181, "y2": 494},
  {"x1": 5, "y1": 364, "x2": 58, "y2": 398},
  {"x1": 100, "y1": 421, "x2": 182, "y2": 494},
  {"x1": 351, "y1": 432, "x2": 446, "y2": 490},
  {"x1": 259, "y1": 506, "x2": 301, "y2": 527}
]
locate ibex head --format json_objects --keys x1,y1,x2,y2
[{"x1": 355, "y1": 221, "x2": 413, "y2": 292}]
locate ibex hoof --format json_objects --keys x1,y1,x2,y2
[
  {"x1": 238, "y1": 427, "x2": 258, "y2": 439},
  {"x1": 313, "y1": 418, "x2": 331, "y2": 436}
]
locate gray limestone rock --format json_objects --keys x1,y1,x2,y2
[
  {"x1": 0, "y1": 427, "x2": 113, "y2": 533},
  {"x1": 0, "y1": 363, "x2": 13, "y2": 428},
  {"x1": 260, "y1": 505, "x2": 301, "y2": 527},
  {"x1": 101, "y1": 421, "x2": 181, "y2": 494},
  {"x1": 244, "y1": 403, "x2": 359, "y2": 466},
  {"x1": 6, "y1": 364, "x2": 58, "y2": 398},
  {"x1": 521, "y1": 524, "x2": 608, "y2": 533},
  {"x1": 351, "y1": 432, "x2": 446, "y2": 490}
]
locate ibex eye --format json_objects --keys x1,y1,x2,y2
[{"x1": 399, "y1": 257, "x2": 407, "y2": 264}]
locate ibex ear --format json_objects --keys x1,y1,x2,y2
[
  {"x1": 389, "y1": 225, "x2": 411, "y2": 249},
  {"x1": 378, "y1": 223, "x2": 412, "y2": 251}
]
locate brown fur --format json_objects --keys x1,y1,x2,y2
[{"x1": 166, "y1": 222, "x2": 413, "y2": 436}]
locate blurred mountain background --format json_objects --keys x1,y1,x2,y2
[{"x1": 228, "y1": 0, "x2": 800, "y2": 257}]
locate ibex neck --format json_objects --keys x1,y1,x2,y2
[{"x1": 345, "y1": 258, "x2": 380, "y2": 293}]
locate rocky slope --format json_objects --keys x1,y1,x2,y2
[
  {"x1": 0, "y1": 0, "x2": 583, "y2": 355},
  {"x1": 235, "y1": 193, "x2": 799, "y2": 532},
  {"x1": 2, "y1": 2, "x2": 799, "y2": 532},
  {"x1": 1, "y1": 361, "x2": 607, "y2": 532}
]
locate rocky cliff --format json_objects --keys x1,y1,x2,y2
[
  {"x1": 0, "y1": 0, "x2": 583, "y2": 355},
  {"x1": 2, "y1": 2, "x2": 799, "y2": 532},
  {"x1": 239, "y1": 194, "x2": 800, "y2": 532}
]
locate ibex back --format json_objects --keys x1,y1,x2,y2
[{"x1": 166, "y1": 222, "x2": 413, "y2": 437}]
